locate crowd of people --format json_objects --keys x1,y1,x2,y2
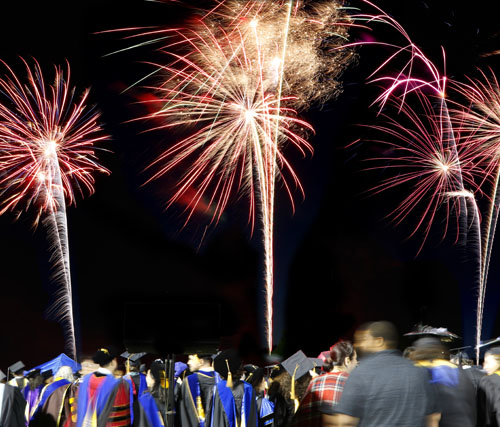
[{"x1": 1, "y1": 320, "x2": 500, "y2": 426}]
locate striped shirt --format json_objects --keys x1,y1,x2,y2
[{"x1": 291, "y1": 371, "x2": 349, "y2": 427}]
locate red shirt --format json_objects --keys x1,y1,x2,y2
[{"x1": 291, "y1": 371, "x2": 349, "y2": 427}]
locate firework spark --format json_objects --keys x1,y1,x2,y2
[
  {"x1": 125, "y1": 0, "x2": 354, "y2": 351},
  {"x1": 350, "y1": 1, "x2": 500, "y2": 359},
  {"x1": 449, "y1": 72, "x2": 500, "y2": 360},
  {"x1": 0, "y1": 59, "x2": 109, "y2": 358},
  {"x1": 366, "y1": 94, "x2": 483, "y2": 249}
]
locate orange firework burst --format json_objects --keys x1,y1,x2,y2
[{"x1": 121, "y1": 0, "x2": 355, "y2": 351}]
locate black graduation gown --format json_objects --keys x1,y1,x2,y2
[
  {"x1": 478, "y1": 373, "x2": 500, "y2": 427},
  {"x1": 0, "y1": 383, "x2": 26, "y2": 427},
  {"x1": 431, "y1": 366, "x2": 477, "y2": 427},
  {"x1": 267, "y1": 383, "x2": 294, "y2": 427},
  {"x1": 211, "y1": 380, "x2": 258, "y2": 427},
  {"x1": 178, "y1": 371, "x2": 217, "y2": 427}
]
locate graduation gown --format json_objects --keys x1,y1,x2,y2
[
  {"x1": 76, "y1": 372, "x2": 133, "y2": 427},
  {"x1": 0, "y1": 383, "x2": 26, "y2": 427},
  {"x1": 478, "y1": 371, "x2": 500, "y2": 427},
  {"x1": 211, "y1": 380, "x2": 258, "y2": 427},
  {"x1": 256, "y1": 393, "x2": 274, "y2": 427},
  {"x1": 178, "y1": 370, "x2": 219, "y2": 427},
  {"x1": 29, "y1": 378, "x2": 73, "y2": 426},
  {"x1": 417, "y1": 360, "x2": 476, "y2": 427},
  {"x1": 133, "y1": 392, "x2": 164, "y2": 427},
  {"x1": 125, "y1": 372, "x2": 148, "y2": 427}
]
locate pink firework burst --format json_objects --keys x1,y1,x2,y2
[
  {"x1": 366, "y1": 92, "x2": 486, "y2": 250},
  {"x1": 0, "y1": 59, "x2": 109, "y2": 358},
  {"x1": 0, "y1": 59, "x2": 109, "y2": 220}
]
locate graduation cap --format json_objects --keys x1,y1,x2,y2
[
  {"x1": 317, "y1": 351, "x2": 330, "y2": 362},
  {"x1": 25, "y1": 369, "x2": 41, "y2": 380},
  {"x1": 121, "y1": 351, "x2": 146, "y2": 372},
  {"x1": 476, "y1": 337, "x2": 500, "y2": 349},
  {"x1": 404, "y1": 325, "x2": 459, "y2": 342},
  {"x1": 309, "y1": 358, "x2": 324, "y2": 373},
  {"x1": 242, "y1": 364, "x2": 264, "y2": 386},
  {"x1": 281, "y1": 350, "x2": 314, "y2": 380},
  {"x1": 8, "y1": 361, "x2": 25, "y2": 375},
  {"x1": 121, "y1": 351, "x2": 146, "y2": 363},
  {"x1": 281, "y1": 351, "x2": 314, "y2": 412},
  {"x1": 32, "y1": 353, "x2": 81, "y2": 375},
  {"x1": 0, "y1": 370, "x2": 6, "y2": 382},
  {"x1": 214, "y1": 349, "x2": 242, "y2": 388},
  {"x1": 41, "y1": 370, "x2": 53, "y2": 381}
]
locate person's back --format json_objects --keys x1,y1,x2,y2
[
  {"x1": 0, "y1": 382, "x2": 26, "y2": 427},
  {"x1": 327, "y1": 321, "x2": 439, "y2": 427},
  {"x1": 411, "y1": 338, "x2": 476, "y2": 427},
  {"x1": 337, "y1": 350, "x2": 435, "y2": 426},
  {"x1": 178, "y1": 354, "x2": 218, "y2": 427}
]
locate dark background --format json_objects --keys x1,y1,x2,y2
[{"x1": 0, "y1": 0, "x2": 499, "y2": 369}]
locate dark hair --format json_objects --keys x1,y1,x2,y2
[
  {"x1": 150, "y1": 360, "x2": 168, "y2": 402},
  {"x1": 325, "y1": 341, "x2": 355, "y2": 370},
  {"x1": 402, "y1": 346, "x2": 416, "y2": 359},
  {"x1": 410, "y1": 338, "x2": 449, "y2": 361},
  {"x1": 366, "y1": 321, "x2": 398, "y2": 348},
  {"x1": 92, "y1": 347, "x2": 117, "y2": 367}
]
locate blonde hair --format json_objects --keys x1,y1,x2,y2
[{"x1": 54, "y1": 366, "x2": 74, "y2": 382}]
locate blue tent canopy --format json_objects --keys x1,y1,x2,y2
[{"x1": 32, "y1": 353, "x2": 81, "y2": 375}]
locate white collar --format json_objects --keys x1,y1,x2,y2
[{"x1": 96, "y1": 367, "x2": 113, "y2": 376}]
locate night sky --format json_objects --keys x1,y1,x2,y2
[{"x1": 0, "y1": 0, "x2": 499, "y2": 370}]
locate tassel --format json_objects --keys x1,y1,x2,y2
[
  {"x1": 225, "y1": 359, "x2": 233, "y2": 388},
  {"x1": 159, "y1": 370, "x2": 169, "y2": 389},
  {"x1": 290, "y1": 364, "x2": 299, "y2": 413},
  {"x1": 197, "y1": 395, "x2": 205, "y2": 421}
]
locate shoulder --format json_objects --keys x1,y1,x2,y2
[{"x1": 480, "y1": 374, "x2": 500, "y2": 388}]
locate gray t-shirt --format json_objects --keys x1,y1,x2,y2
[{"x1": 330, "y1": 350, "x2": 438, "y2": 427}]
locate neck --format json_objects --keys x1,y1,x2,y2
[{"x1": 199, "y1": 366, "x2": 214, "y2": 371}]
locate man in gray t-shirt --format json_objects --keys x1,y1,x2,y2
[{"x1": 322, "y1": 321, "x2": 441, "y2": 427}]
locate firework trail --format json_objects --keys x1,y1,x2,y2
[
  {"x1": 0, "y1": 59, "x2": 109, "y2": 358},
  {"x1": 448, "y1": 72, "x2": 500, "y2": 360},
  {"x1": 349, "y1": 1, "x2": 500, "y2": 358},
  {"x1": 118, "y1": 0, "x2": 354, "y2": 352}
]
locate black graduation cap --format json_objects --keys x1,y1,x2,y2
[
  {"x1": 121, "y1": 352, "x2": 146, "y2": 366},
  {"x1": 404, "y1": 325, "x2": 459, "y2": 342},
  {"x1": 8, "y1": 361, "x2": 25, "y2": 375},
  {"x1": 0, "y1": 370, "x2": 6, "y2": 382},
  {"x1": 41, "y1": 370, "x2": 53, "y2": 380},
  {"x1": 25, "y1": 369, "x2": 41, "y2": 380},
  {"x1": 281, "y1": 350, "x2": 314, "y2": 380},
  {"x1": 214, "y1": 349, "x2": 242, "y2": 380},
  {"x1": 309, "y1": 358, "x2": 323, "y2": 368}
]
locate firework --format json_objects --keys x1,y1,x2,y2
[
  {"x1": 124, "y1": 0, "x2": 355, "y2": 351},
  {"x1": 366, "y1": 94, "x2": 484, "y2": 248},
  {"x1": 448, "y1": 72, "x2": 500, "y2": 360},
  {"x1": 350, "y1": 1, "x2": 500, "y2": 360},
  {"x1": 0, "y1": 59, "x2": 109, "y2": 358}
]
